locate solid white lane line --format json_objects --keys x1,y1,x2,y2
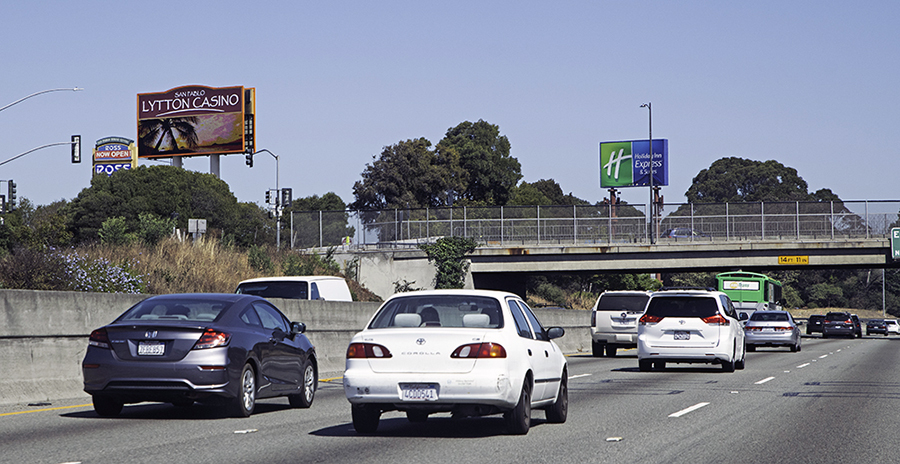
[
  {"x1": 669, "y1": 402, "x2": 710, "y2": 418},
  {"x1": 797, "y1": 363, "x2": 810, "y2": 368},
  {"x1": 755, "y1": 376, "x2": 776, "y2": 385},
  {"x1": 568, "y1": 373, "x2": 592, "y2": 380}
]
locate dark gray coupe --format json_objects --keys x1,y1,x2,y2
[{"x1": 82, "y1": 293, "x2": 317, "y2": 417}]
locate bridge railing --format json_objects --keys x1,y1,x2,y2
[{"x1": 287, "y1": 200, "x2": 900, "y2": 250}]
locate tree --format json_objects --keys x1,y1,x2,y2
[
  {"x1": 435, "y1": 120, "x2": 521, "y2": 205},
  {"x1": 685, "y1": 157, "x2": 811, "y2": 203},
  {"x1": 419, "y1": 236, "x2": 478, "y2": 289},
  {"x1": 350, "y1": 138, "x2": 454, "y2": 210},
  {"x1": 290, "y1": 192, "x2": 355, "y2": 248},
  {"x1": 66, "y1": 165, "x2": 270, "y2": 247}
]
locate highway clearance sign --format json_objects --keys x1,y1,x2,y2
[{"x1": 892, "y1": 228, "x2": 900, "y2": 260}]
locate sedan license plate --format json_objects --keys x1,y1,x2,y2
[
  {"x1": 138, "y1": 341, "x2": 165, "y2": 356},
  {"x1": 674, "y1": 331, "x2": 690, "y2": 341},
  {"x1": 400, "y1": 383, "x2": 438, "y2": 401}
]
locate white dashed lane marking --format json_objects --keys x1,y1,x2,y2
[
  {"x1": 755, "y1": 376, "x2": 775, "y2": 385},
  {"x1": 669, "y1": 402, "x2": 710, "y2": 418}
]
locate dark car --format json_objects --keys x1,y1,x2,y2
[
  {"x1": 806, "y1": 314, "x2": 825, "y2": 335},
  {"x1": 662, "y1": 227, "x2": 710, "y2": 240},
  {"x1": 822, "y1": 311, "x2": 856, "y2": 338},
  {"x1": 850, "y1": 314, "x2": 863, "y2": 338},
  {"x1": 82, "y1": 293, "x2": 317, "y2": 417},
  {"x1": 866, "y1": 319, "x2": 888, "y2": 336}
]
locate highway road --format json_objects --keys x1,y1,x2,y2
[{"x1": 3, "y1": 335, "x2": 899, "y2": 464}]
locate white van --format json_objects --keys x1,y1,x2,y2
[
  {"x1": 590, "y1": 290, "x2": 652, "y2": 357},
  {"x1": 235, "y1": 276, "x2": 353, "y2": 301}
]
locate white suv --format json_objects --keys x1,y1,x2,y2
[
  {"x1": 637, "y1": 288, "x2": 746, "y2": 372},
  {"x1": 590, "y1": 291, "x2": 651, "y2": 357}
]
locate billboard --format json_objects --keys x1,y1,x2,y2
[
  {"x1": 137, "y1": 85, "x2": 255, "y2": 159},
  {"x1": 599, "y1": 139, "x2": 669, "y2": 188},
  {"x1": 93, "y1": 136, "x2": 137, "y2": 177}
]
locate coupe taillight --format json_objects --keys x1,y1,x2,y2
[
  {"x1": 640, "y1": 314, "x2": 663, "y2": 324},
  {"x1": 451, "y1": 342, "x2": 507, "y2": 359},
  {"x1": 192, "y1": 328, "x2": 231, "y2": 350},
  {"x1": 347, "y1": 343, "x2": 392, "y2": 359},
  {"x1": 701, "y1": 314, "x2": 730, "y2": 326},
  {"x1": 88, "y1": 328, "x2": 110, "y2": 349}
]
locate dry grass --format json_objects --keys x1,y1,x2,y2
[{"x1": 78, "y1": 238, "x2": 381, "y2": 300}]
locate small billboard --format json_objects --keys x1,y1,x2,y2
[
  {"x1": 93, "y1": 136, "x2": 137, "y2": 177},
  {"x1": 599, "y1": 139, "x2": 669, "y2": 188},
  {"x1": 137, "y1": 85, "x2": 255, "y2": 159}
]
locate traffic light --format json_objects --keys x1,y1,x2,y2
[
  {"x1": 0, "y1": 194, "x2": 5, "y2": 214},
  {"x1": 265, "y1": 190, "x2": 270, "y2": 204},
  {"x1": 281, "y1": 188, "x2": 292, "y2": 207},
  {"x1": 245, "y1": 152, "x2": 253, "y2": 167},
  {"x1": 8, "y1": 181, "x2": 16, "y2": 211},
  {"x1": 71, "y1": 135, "x2": 81, "y2": 163}
]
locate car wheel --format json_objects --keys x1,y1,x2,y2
[
  {"x1": 747, "y1": 345, "x2": 756, "y2": 352},
  {"x1": 289, "y1": 361, "x2": 316, "y2": 408},
  {"x1": 545, "y1": 376, "x2": 568, "y2": 423},
  {"x1": 352, "y1": 405, "x2": 381, "y2": 433},
  {"x1": 605, "y1": 345, "x2": 617, "y2": 357},
  {"x1": 231, "y1": 363, "x2": 256, "y2": 417},
  {"x1": 735, "y1": 349, "x2": 746, "y2": 370},
  {"x1": 92, "y1": 395, "x2": 123, "y2": 417},
  {"x1": 504, "y1": 382, "x2": 531, "y2": 435},
  {"x1": 790, "y1": 343, "x2": 798, "y2": 352},
  {"x1": 406, "y1": 411, "x2": 429, "y2": 423},
  {"x1": 722, "y1": 346, "x2": 736, "y2": 372},
  {"x1": 592, "y1": 341, "x2": 603, "y2": 357},
  {"x1": 639, "y1": 360, "x2": 652, "y2": 372}
]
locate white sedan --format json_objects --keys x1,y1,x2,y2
[{"x1": 343, "y1": 289, "x2": 568, "y2": 435}]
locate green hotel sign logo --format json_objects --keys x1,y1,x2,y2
[{"x1": 600, "y1": 142, "x2": 633, "y2": 187}]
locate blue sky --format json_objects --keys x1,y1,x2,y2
[{"x1": 2, "y1": 1, "x2": 897, "y2": 211}]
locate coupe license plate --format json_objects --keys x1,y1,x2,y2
[
  {"x1": 400, "y1": 384, "x2": 438, "y2": 401},
  {"x1": 674, "y1": 331, "x2": 690, "y2": 341},
  {"x1": 138, "y1": 341, "x2": 165, "y2": 356}
]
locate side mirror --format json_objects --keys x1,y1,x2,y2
[
  {"x1": 546, "y1": 327, "x2": 565, "y2": 339},
  {"x1": 739, "y1": 313, "x2": 749, "y2": 321},
  {"x1": 291, "y1": 321, "x2": 306, "y2": 334}
]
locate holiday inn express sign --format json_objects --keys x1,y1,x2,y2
[{"x1": 599, "y1": 139, "x2": 669, "y2": 188}]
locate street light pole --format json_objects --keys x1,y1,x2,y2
[
  {"x1": 641, "y1": 102, "x2": 654, "y2": 244},
  {"x1": 0, "y1": 88, "x2": 83, "y2": 113},
  {"x1": 0, "y1": 140, "x2": 80, "y2": 168},
  {"x1": 254, "y1": 149, "x2": 281, "y2": 250}
]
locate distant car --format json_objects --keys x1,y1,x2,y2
[
  {"x1": 82, "y1": 293, "x2": 317, "y2": 417},
  {"x1": 866, "y1": 319, "x2": 888, "y2": 336},
  {"x1": 342, "y1": 289, "x2": 568, "y2": 435},
  {"x1": 662, "y1": 227, "x2": 710, "y2": 239},
  {"x1": 590, "y1": 291, "x2": 651, "y2": 357},
  {"x1": 822, "y1": 311, "x2": 856, "y2": 338},
  {"x1": 806, "y1": 315, "x2": 825, "y2": 335},
  {"x1": 637, "y1": 288, "x2": 746, "y2": 372},
  {"x1": 886, "y1": 319, "x2": 900, "y2": 335},
  {"x1": 236, "y1": 276, "x2": 352, "y2": 301},
  {"x1": 744, "y1": 311, "x2": 801, "y2": 352}
]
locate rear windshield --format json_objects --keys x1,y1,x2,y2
[
  {"x1": 117, "y1": 298, "x2": 232, "y2": 323},
  {"x1": 749, "y1": 312, "x2": 789, "y2": 322},
  {"x1": 645, "y1": 296, "x2": 719, "y2": 318},
  {"x1": 237, "y1": 281, "x2": 308, "y2": 299},
  {"x1": 825, "y1": 312, "x2": 850, "y2": 321},
  {"x1": 370, "y1": 295, "x2": 503, "y2": 329},
  {"x1": 596, "y1": 294, "x2": 650, "y2": 312}
]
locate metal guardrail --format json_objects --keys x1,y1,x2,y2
[{"x1": 287, "y1": 200, "x2": 900, "y2": 250}]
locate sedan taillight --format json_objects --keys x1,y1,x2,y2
[
  {"x1": 701, "y1": 314, "x2": 730, "y2": 326},
  {"x1": 451, "y1": 342, "x2": 507, "y2": 359},
  {"x1": 88, "y1": 328, "x2": 110, "y2": 349},
  {"x1": 639, "y1": 314, "x2": 663, "y2": 325},
  {"x1": 347, "y1": 343, "x2": 392, "y2": 358},
  {"x1": 192, "y1": 328, "x2": 231, "y2": 350}
]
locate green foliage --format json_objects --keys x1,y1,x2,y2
[
  {"x1": 509, "y1": 179, "x2": 590, "y2": 206},
  {"x1": 685, "y1": 157, "x2": 812, "y2": 203},
  {"x1": 0, "y1": 246, "x2": 146, "y2": 293},
  {"x1": 418, "y1": 236, "x2": 479, "y2": 289},
  {"x1": 248, "y1": 245, "x2": 274, "y2": 273},
  {"x1": 99, "y1": 216, "x2": 133, "y2": 245},
  {"x1": 281, "y1": 248, "x2": 341, "y2": 276},
  {"x1": 137, "y1": 212, "x2": 175, "y2": 246},
  {"x1": 436, "y1": 120, "x2": 521, "y2": 205},
  {"x1": 393, "y1": 279, "x2": 422, "y2": 293},
  {"x1": 532, "y1": 280, "x2": 569, "y2": 307},
  {"x1": 66, "y1": 165, "x2": 271, "y2": 247},
  {"x1": 291, "y1": 193, "x2": 355, "y2": 248},
  {"x1": 0, "y1": 247, "x2": 69, "y2": 290}
]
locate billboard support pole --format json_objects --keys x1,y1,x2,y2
[
  {"x1": 210, "y1": 154, "x2": 220, "y2": 178},
  {"x1": 641, "y1": 102, "x2": 654, "y2": 244}
]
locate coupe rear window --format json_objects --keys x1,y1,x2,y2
[
  {"x1": 596, "y1": 294, "x2": 649, "y2": 312},
  {"x1": 118, "y1": 299, "x2": 232, "y2": 322},
  {"x1": 749, "y1": 312, "x2": 789, "y2": 322},
  {"x1": 645, "y1": 296, "x2": 719, "y2": 318},
  {"x1": 369, "y1": 295, "x2": 503, "y2": 329}
]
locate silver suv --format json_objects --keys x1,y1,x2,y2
[{"x1": 590, "y1": 291, "x2": 652, "y2": 357}]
